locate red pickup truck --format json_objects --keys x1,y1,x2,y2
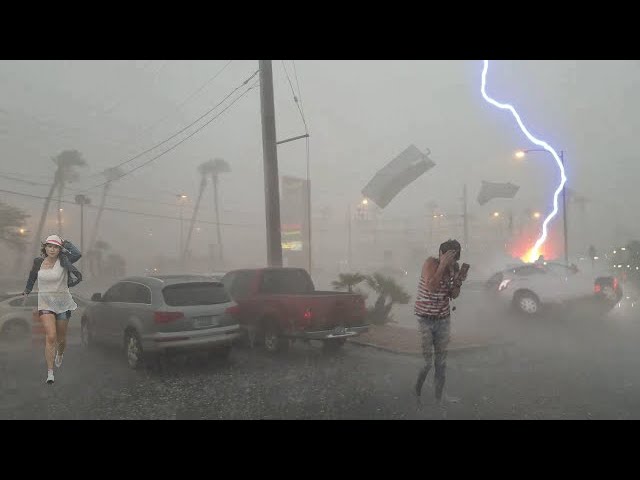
[{"x1": 221, "y1": 268, "x2": 369, "y2": 353}]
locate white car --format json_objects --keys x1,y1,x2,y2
[
  {"x1": 0, "y1": 292, "x2": 89, "y2": 340},
  {"x1": 487, "y1": 262, "x2": 622, "y2": 316}
]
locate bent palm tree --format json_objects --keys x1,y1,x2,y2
[
  {"x1": 88, "y1": 166, "x2": 123, "y2": 253},
  {"x1": 183, "y1": 162, "x2": 210, "y2": 262},
  {"x1": 33, "y1": 150, "x2": 86, "y2": 255},
  {"x1": 209, "y1": 158, "x2": 230, "y2": 267}
]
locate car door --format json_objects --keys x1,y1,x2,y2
[
  {"x1": 545, "y1": 264, "x2": 586, "y2": 302},
  {"x1": 102, "y1": 281, "x2": 144, "y2": 345},
  {"x1": 116, "y1": 282, "x2": 152, "y2": 340},
  {"x1": 564, "y1": 266, "x2": 595, "y2": 300},
  {"x1": 94, "y1": 283, "x2": 126, "y2": 344}
]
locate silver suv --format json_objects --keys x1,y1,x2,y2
[{"x1": 81, "y1": 275, "x2": 240, "y2": 369}]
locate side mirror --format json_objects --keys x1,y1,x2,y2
[{"x1": 91, "y1": 293, "x2": 102, "y2": 302}]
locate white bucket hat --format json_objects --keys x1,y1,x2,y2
[{"x1": 44, "y1": 235, "x2": 63, "y2": 247}]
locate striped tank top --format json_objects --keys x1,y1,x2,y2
[{"x1": 414, "y1": 263, "x2": 453, "y2": 318}]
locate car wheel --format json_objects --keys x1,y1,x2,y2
[
  {"x1": 125, "y1": 330, "x2": 144, "y2": 369},
  {"x1": 514, "y1": 291, "x2": 541, "y2": 316},
  {"x1": 263, "y1": 320, "x2": 289, "y2": 354},
  {"x1": 1, "y1": 319, "x2": 29, "y2": 341}
]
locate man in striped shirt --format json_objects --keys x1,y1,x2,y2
[{"x1": 414, "y1": 239, "x2": 466, "y2": 404}]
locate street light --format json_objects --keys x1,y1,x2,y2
[
  {"x1": 533, "y1": 211, "x2": 541, "y2": 219},
  {"x1": 493, "y1": 211, "x2": 500, "y2": 218},
  {"x1": 361, "y1": 198, "x2": 369, "y2": 205},
  {"x1": 177, "y1": 194, "x2": 188, "y2": 255},
  {"x1": 515, "y1": 148, "x2": 568, "y2": 265}
]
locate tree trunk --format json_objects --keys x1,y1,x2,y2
[
  {"x1": 183, "y1": 175, "x2": 207, "y2": 262},
  {"x1": 212, "y1": 174, "x2": 224, "y2": 267},
  {"x1": 33, "y1": 176, "x2": 59, "y2": 257}
]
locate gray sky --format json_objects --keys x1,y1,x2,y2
[{"x1": 1, "y1": 60, "x2": 639, "y2": 270}]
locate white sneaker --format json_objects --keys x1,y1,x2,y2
[
  {"x1": 55, "y1": 351, "x2": 63, "y2": 368},
  {"x1": 46, "y1": 370, "x2": 54, "y2": 384}
]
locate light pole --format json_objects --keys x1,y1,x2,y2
[
  {"x1": 177, "y1": 194, "x2": 187, "y2": 256},
  {"x1": 515, "y1": 148, "x2": 569, "y2": 265},
  {"x1": 74, "y1": 194, "x2": 91, "y2": 267}
]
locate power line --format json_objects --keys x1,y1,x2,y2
[
  {"x1": 0, "y1": 169, "x2": 258, "y2": 215},
  {"x1": 0, "y1": 188, "x2": 261, "y2": 229},
  {"x1": 72, "y1": 78, "x2": 261, "y2": 194},
  {"x1": 72, "y1": 69, "x2": 259, "y2": 189},
  {"x1": 292, "y1": 60, "x2": 307, "y2": 121},
  {"x1": 281, "y1": 61, "x2": 308, "y2": 133},
  {"x1": 0, "y1": 173, "x2": 45, "y2": 186}
]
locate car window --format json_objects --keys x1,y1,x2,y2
[
  {"x1": 513, "y1": 266, "x2": 546, "y2": 276},
  {"x1": 260, "y1": 269, "x2": 314, "y2": 294},
  {"x1": 102, "y1": 283, "x2": 126, "y2": 302},
  {"x1": 162, "y1": 282, "x2": 230, "y2": 306},
  {"x1": 546, "y1": 264, "x2": 571, "y2": 277},
  {"x1": 120, "y1": 282, "x2": 152, "y2": 304}
]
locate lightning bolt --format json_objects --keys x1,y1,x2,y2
[{"x1": 480, "y1": 60, "x2": 567, "y2": 263}]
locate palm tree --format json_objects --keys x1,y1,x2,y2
[
  {"x1": 55, "y1": 151, "x2": 87, "y2": 236},
  {"x1": 88, "y1": 166, "x2": 123, "y2": 253},
  {"x1": 182, "y1": 163, "x2": 210, "y2": 262},
  {"x1": 32, "y1": 150, "x2": 87, "y2": 255},
  {"x1": 183, "y1": 158, "x2": 231, "y2": 266},
  {"x1": 209, "y1": 158, "x2": 231, "y2": 267},
  {"x1": 365, "y1": 272, "x2": 411, "y2": 325},
  {"x1": 331, "y1": 272, "x2": 366, "y2": 293}
]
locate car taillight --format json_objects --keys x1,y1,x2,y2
[
  {"x1": 594, "y1": 284, "x2": 602, "y2": 294},
  {"x1": 225, "y1": 305, "x2": 240, "y2": 317},
  {"x1": 303, "y1": 308, "x2": 313, "y2": 321},
  {"x1": 613, "y1": 277, "x2": 619, "y2": 290},
  {"x1": 154, "y1": 311, "x2": 184, "y2": 324},
  {"x1": 498, "y1": 279, "x2": 511, "y2": 291}
]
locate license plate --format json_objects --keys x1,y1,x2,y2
[{"x1": 194, "y1": 316, "x2": 217, "y2": 328}]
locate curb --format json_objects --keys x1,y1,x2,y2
[{"x1": 348, "y1": 338, "x2": 512, "y2": 358}]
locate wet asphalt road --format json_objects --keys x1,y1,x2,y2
[{"x1": 2, "y1": 299, "x2": 640, "y2": 419}]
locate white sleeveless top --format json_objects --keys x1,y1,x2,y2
[{"x1": 37, "y1": 259, "x2": 77, "y2": 314}]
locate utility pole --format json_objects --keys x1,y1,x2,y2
[
  {"x1": 561, "y1": 150, "x2": 569, "y2": 265},
  {"x1": 74, "y1": 194, "x2": 91, "y2": 269},
  {"x1": 347, "y1": 203, "x2": 352, "y2": 271},
  {"x1": 259, "y1": 60, "x2": 283, "y2": 267}
]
